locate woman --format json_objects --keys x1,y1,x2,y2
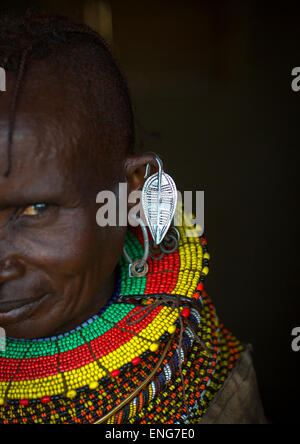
[{"x1": 0, "y1": 12, "x2": 266, "y2": 424}]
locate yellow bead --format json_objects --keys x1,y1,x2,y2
[
  {"x1": 168, "y1": 325, "x2": 176, "y2": 334},
  {"x1": 202, "y1": 266, "x2": 209, "y2": 275},
  {"x1": 0, "y1": 398, "x2": 4, "y2": 406},
  {"x1": 66, "y1": 390, "x2": 77, "y2": 399},
  {"x1": 150, "y1": 343, "x2": 159, "y2": 352},
  {"x1": 204, "y1": 253, "x2": 210, "y2": 260},
  {"x1": 89, "y1": 382, "x2": 99, "y2": 390}
]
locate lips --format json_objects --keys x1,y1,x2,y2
[
  {"x1": 0, "y1": 298, "x2": 38, "y2": 312},
  {"x1": 0, "y1": 293, "x2": 50, "y2": 324}
]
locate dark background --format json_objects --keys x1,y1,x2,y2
[{"x1": 1, "y1": 0, "x2": 300, "y2": 424}]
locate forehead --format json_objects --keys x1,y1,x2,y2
[
  {"x1": 0, "y1": 71, "x2": 85, "y2": 205},
  {"x1": 0, "y1": 123, "x2": 59, "y2": 204}
]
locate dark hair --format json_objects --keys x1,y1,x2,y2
[{"x1": 0, "y1": 12, "x2": 135, "y2": 177}]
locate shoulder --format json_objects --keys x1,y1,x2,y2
[{"x1": 201, "y1": 345, "x2": 268, "y2": 425}]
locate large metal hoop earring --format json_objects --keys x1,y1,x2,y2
[{"x1": 123, "y1": 216, "x2": 150, "y2": 277}]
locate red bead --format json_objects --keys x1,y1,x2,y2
[
  {"x1": 182, "y1": 308, "x2": 191, "y2": 318},
  {"x1": 132, "y1": 357, "x2": 141, "y2": 366},
  {"x1": 201, "y1": 238, "x2": 207, "y2": 245},
  {"x1": 197, "y1": 283, "x2": 204, "y2": 291},
  {"x1": 19, "y1": 399, "x2": 29, "y2": 407},
  {"x1": 41, "y1": 396, "x2": 51, "y2": 404},
  {"x1": 111, "y1": 369, "x2": 121, "y2": 378}
]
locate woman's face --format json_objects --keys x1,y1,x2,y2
[{"x1": 0, "y1": 71, "x2": 129, "y2": 339}]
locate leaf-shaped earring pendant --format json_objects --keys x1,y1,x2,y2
[{"x1": 142, "y1": 155, "x2": 178, "y2": 245}]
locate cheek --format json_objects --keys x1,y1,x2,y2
[
  {"x1": 12, "y1": 212, "x2": 99, "y2": 282},
  {"x1": 13, "y1": 211, "x2": 126, "y2": 287},
  {"x1": 3, "y1": 211, "x2": 127, "y2": 338}
]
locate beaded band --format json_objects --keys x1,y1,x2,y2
[{"x1": 0, "y1": 212, "x2": 243, "y2": 424}]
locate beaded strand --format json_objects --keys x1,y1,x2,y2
[{"x1": 0, "y1": 213, "x2": 243, "y2": 424}]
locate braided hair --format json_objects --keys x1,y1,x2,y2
[{"x1": 0, "y1": 12, "x2": 135, "y2": 177}]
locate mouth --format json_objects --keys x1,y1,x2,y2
[{"x1": 0, "y1": 294, "x2": 50, "y2": 325}]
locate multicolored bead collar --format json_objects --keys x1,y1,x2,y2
[{"x1": 0, "y1": 213, "x2": 242, "y2": 424}]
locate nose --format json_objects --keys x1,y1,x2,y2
[{"x1": 0, "y1": 258, "x2": 25, "y2": 285}]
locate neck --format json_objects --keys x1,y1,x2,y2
[{"x1": 48, "y1": 269, "x2": 116, "y2": 337}]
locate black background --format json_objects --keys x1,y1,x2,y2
[{"x1": 1, "y1": 0, "x2": 300, "y2": 424}]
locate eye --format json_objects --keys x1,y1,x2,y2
[{"x1": 21, "y1": 203, "x2": 50, "y2": 217}]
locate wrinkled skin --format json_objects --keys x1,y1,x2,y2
[{"x1": 0, "y1": 63, "x2": 157, "y2": 339}]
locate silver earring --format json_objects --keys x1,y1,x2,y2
[
  {"x1": 123, "y1": 216, "x2": 150, "y2": 277},
  {"x1": 150, "y1": 224, "x2": 180, "y2": 260},
  {"x1": 142, "y1": 154, "x2": 178, "y2": 246},
  {"x1": 160, "y1": 226, "x2": 180, "y2": 254}
]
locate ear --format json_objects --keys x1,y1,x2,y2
[{"x1": 124, "y1": 152, "x2": 163, "y2": 193}]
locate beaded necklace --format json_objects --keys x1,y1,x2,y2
[{"x1": 0, "y1": 213, "x2": 243, "y2": 424}]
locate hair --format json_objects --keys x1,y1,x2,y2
[{"x1": 0, "y1": 12, "x2": 135, "y2": 177}]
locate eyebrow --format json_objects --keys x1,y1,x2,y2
[
  {"x1": 0, "y1": 181, "x2": 66, "y2": 207},
  {"x1": 0, "y1": 194, "x2": 58, "y2": 210},
  {"x1": 0, "y1": 177, "x2": 87, "y2": 210}
]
